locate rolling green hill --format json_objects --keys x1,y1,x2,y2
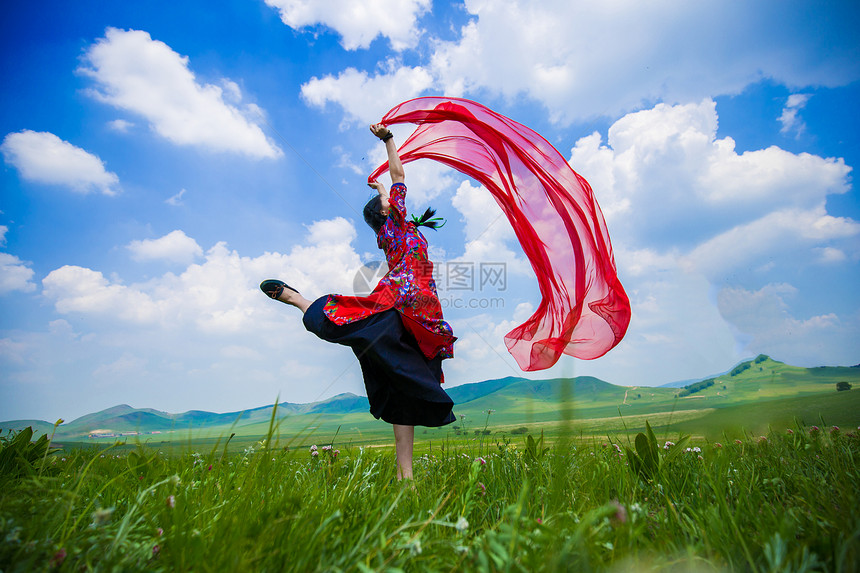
[
  {"x1": 672, "y1": 388, "x2": 860, "y2": 438},
  {"x1": 3, "y1": 355, "x2": 857, "y2": 443}
]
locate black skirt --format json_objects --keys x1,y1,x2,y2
[{"x1": 302, "y1": 296, "x2": 456, "y2": 427}]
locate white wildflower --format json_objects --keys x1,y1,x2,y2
[{"x1": 455, "y1": 516, "x2": 469, "y2": 532}]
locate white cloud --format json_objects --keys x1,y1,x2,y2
[
  {"x1": 0, "y1": 253, "x2": 36, "y2": 294},
  {"x1": 42, "y1": 265, "x2": 161, "y2": 323},
  {"x1": 425, "y1": 0, "x2": 859, "y2": 123},
  {"x1": 127, "y1": 230, "x2": 203, "y2": 264},
  {"x1": 306, "y1": 1, "x2": 857, "y2": 126},
  {"x1": 92, "y1": 353, "x2": 149, "y2": 380},
  {"x1": 718, "y1": 284, "x2": 859, "y2": 366},
  {"x1": 107, "y1": 119, "x2": 134, "y2": 132},
  {"x1": 1, "y1": 130, "x2": 120, "y2": 195},
  {"x1": 0, "y1": 337, "x2": 29, "y2": 366},
  {"x1": 301, "y1": 64, "x2": 433, "y2": 125},
  {"x1": 165, "y1": 188, "x2": 187, "y2": 206},
  {"x1": 80, "y1": 28, "x2": 282, "y2": 159},
  {"x1": 42, "y1": 219, "x2": 363, "y2": 333},
  {"x1": 779, "y1": 93, "x2": 812, "y2": 137},
  {"x1": 265, "y1": 0, "x2": 431, "y2": 51},
  {"x1": 815, "y1": 247, "x2": 847, "y2": 264},
  {"x1": 569, "y1": 100, "x2": 854, "y2": 256},
  {"x1": 0, "y1": 225, "x2": 7, "y2": 246},
  {"x1": 682, "y1": 206, "x2": 860, "y2": 278}
]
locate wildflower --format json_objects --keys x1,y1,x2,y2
[
  {"x1": 663, "y1": 441, "x2": 675, "y2": 450},
  {"x1": 831, "y1": 426, "x2": 840, "y2": 435},
  {"x1": 156, "y1": 528, "x2": 163, "y2": 537},
  {"x1": 697, "y1": 455, "x2": 704, "y2": 461},
  {"x1": 207, "y1": 464, "x2": 212, "y2": 471},
  {"x1": 166, "y1": 495, "x2": 175, "y2": 509},
  {"x1": 311, "y1": 451, "x2": 319, "y2": 457},
  {"x1": 50, "y1": 548, "x2": 66, "y2": 568},
  {"x1": 786, "y1": 429, "x2": 794, "y2": 435},
  {"x1": 406, "y1": 538, "x2": 422, "y2": 555},
  {"x1": 6, "y1": 526, "x2": 21, "y2": 543},
  {"x1": 734, "y1": 439, "x2": 743, "y2": 445},
  {"x1": 477, "y1": 482, "x2": 486, "y2": 496},
  {"x1": 713, "y1": 443, "x2": 723, "y2": 449},
  {"x1": 536, "y1": 518, "x2": 543, "y2": 524},
  {"x1": 476, "y1": 456, "x2": 487, "y2": 466},
  {"x1": 91, "y1": 507, "x2": 114, "y2": 527},
  {"x1": 309, "y1": 445, "x2": 318, "y2": 452},
  {"x1": 758, "y1": 436, "x2": 767, "y2": 444},
  {"x1": 322, "y1": 445, "x2": 332, "y2": 451},
  {"x1": 455, "y1": 516, "x2": 469, "y2": 532},
  {"x1": 609, "y1": 501, "x2": 627, "y2": 524},
  {"x1": 810, "y1": 426, "x2": 820, "y2": 434},
  {"x1": 152, "y1": 545, "x2": 160, "y2": 557}
]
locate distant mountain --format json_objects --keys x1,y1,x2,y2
[
  {"x1": 0, "y1": 419, "x2": 55, "y2": 436},
  {"x1": 3, "y1": 355, "x2": 857, "y2": 440},
  {"x1": 658, "y1": 358, "x2": 759, "y2": 388}
]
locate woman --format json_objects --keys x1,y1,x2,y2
[{"x1": 260, "y1": 123, "x2": 456, "y2": 480}]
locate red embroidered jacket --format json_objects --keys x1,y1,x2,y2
[{"x1": 323, "y1": 182, "x2": 456, "y2": 362}]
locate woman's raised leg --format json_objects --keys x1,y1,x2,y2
[{"x1": 276, "y1": 288, "x2": 312, "y2": 314}]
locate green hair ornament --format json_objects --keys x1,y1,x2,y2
[{"x1": 411, "y1": 207, "x2": 446, "y2": 230}]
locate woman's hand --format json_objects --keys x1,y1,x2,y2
[
  {"x1": 368, "y1": 179, "x2": 388, "y2": 194},
  {"x1": 370, "y1": 123, "x2": 392, "y2": 140}
]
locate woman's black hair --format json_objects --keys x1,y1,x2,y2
[
  {"x1": 363, "y1": 196, "x2": 447, "y2": 235},
  {"x1": 363, "y1": 195, "x2": 388, "y2": 235}
]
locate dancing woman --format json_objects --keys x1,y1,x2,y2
[{"x1": 260, "y1": 123, "x2": 457, "y2": 480}]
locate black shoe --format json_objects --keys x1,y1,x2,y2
[{"x1": 260, "y1": 279, "x2": 299, "y2": 300}]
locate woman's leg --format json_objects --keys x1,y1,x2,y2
[
  {"x1": 393, "y1": 424, "x2": 414, "y2": 480},
  {"x1": 276, "y1": 287, "x2": 313, "y2": 314}
]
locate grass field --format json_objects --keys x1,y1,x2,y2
[{"x1": 1, "y1": 414, "x2": 858, "y2": 572}]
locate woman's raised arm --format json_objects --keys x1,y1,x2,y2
[{"x1": 370, "y1": 123, "x2": 404, "y2": 184}]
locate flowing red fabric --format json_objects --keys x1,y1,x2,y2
[{"x1": 369, "y1": 97, "x2": 631, "y2": 371}]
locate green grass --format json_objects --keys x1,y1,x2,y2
[
  {"x1": 671, "y1": 388, "x2": 860, "y2": 439},
  {"x1": 2, "y1": 418, "x2": 858, "y2": 572}
]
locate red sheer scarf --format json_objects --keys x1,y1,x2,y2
[{"x1": 369, "y1": 98, "x2": 630, "y2": 371}]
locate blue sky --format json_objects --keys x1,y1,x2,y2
[{"x1": 1, "y1": 0, "x2": 858, "y2": 422}]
